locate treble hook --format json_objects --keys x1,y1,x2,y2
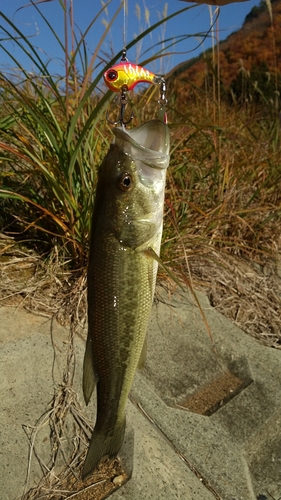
[{"x1": 106, "y1": 85, "x2": 134, "y2": 126}]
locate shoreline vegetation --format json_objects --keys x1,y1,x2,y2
[
  {"x1": 0, "y1": 0, "x2": 280, "y2": 349},
  {"x1": 0, "y1": 1, "x2": 280, "y2": 498}
]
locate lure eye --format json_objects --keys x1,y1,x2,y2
[
  {"x1": 118, "y1": 173, "x2": 133, "y2": 191},
  {"x1": 106, "y1": 69, "x2": 118, "y2": 81}
]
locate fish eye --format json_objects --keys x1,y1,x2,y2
[
  {"x1": 118, "y1": 173, "x2": 133, "y2": 191},
  {"x1": 107, "y1": 69, "x2": 118, "y2": 81}
]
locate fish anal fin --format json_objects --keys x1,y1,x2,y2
[{"x1": 83, "y1": 335, "x2": 98, "y2": 405}]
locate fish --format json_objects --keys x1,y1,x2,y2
[
  {"x1": 104, "y1": 62, "x2": 164, "y2": 92},
  {"x1": 82, "y1": 119, "x2": 170, "y2": 480}
]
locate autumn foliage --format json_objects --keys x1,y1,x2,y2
[{"x1": 171, "y1": 0, "x2": 281, "y2": 102}]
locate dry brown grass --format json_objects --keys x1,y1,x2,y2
[
  {"x1": 1, "y1": 97, "x2": 281, "y2": 352},
  {"x1": 160, "y1": 95, "x2": 281, "y2": 349},
  {"x1": 1, "y1": 89, "x2": 280, "y2": 500},
  {"x1": 1, "y1": 3, "x2": 280, "y2": 499}
]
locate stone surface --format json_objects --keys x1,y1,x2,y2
[{"x1": 1, "y1": 287, "x2": 280, "y2": 500}]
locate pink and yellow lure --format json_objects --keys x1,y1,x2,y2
[{"x1": 104, "y1": 62, "x2": 163, "y2": 92}]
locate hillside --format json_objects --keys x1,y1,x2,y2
[{"x1": 170, "y1": 0, "x2": 281, "y2": 100}]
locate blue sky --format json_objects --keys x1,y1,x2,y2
[{"x1": 0, "y1": 0, "x2": 260, "y2": 77}]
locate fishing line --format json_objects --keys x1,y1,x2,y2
[{"x1": 123, "y1": 0, "x2": 127, "y2": 54}]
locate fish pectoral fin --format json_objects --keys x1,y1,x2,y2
[
  {"x1": 83, "y1": 335, "x2": 98, "y2": 405},
  {"x1": 144, "y1": 247, "x2": 184, "y2": 290},
  {"x1": 138, "y1": 335, "x2": 147, "y2": 369}
]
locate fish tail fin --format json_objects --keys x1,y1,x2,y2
[{"x1": 82, "y1": 419, "x2": 126, "y2": 481}]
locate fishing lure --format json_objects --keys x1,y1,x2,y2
[
  {"x1": 104, "y1": 50, "x2": 167, "y2": 125},
  {"x1": 104, "y1": 62, "x2": 163, "y2": 92}
]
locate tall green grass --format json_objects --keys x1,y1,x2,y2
[
  {"x1": 0, "y1": 0, "x2": 280, "y2": 275},
  {"x1": 0, "y1": 1, "x2": 194, "y2": 267}
]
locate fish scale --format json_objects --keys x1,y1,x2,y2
[{"x1": 82, "y1": 120, "x2": 170, "y2": 480}]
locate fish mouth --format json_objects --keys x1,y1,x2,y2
[{"x1": 113, "y1": 119, "x2": 170, "y2": 170}]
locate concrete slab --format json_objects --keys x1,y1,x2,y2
[
  {"x1": 1, "y1": 286, "x2": 280, "y2": 500},
  {"x1": 0, "y1": 304, "x2": 215, "y2": 500},
  {"x1": 113, "y1": 409, "x2": 216, "y2": 500},
  {"x1": 134, "y1": 288, "x2": 281, "y2": 500},
  {"x1": 0, "y1": 307, "x2": 80, "y2": 499}
]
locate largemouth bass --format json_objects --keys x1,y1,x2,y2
[{"x1": 82, "y1": 119, "x2": 170, "y2": 480}]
